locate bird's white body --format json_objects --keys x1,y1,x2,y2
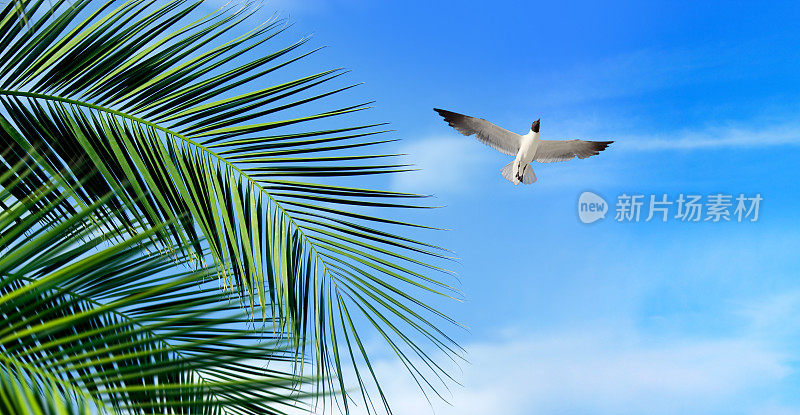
[
  {"x1": 512, "y1": 130, "x2": 539, "y2": 185},
  {"x1": 433, "y1": 108, "x2": 613, "y2": 185}
]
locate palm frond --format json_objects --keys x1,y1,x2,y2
[
  {"x1": 0, "y1": 362, "x2": 94, "y2": 415},
  {"x1": 0, "y1": 0, "x2": 462, "y2": 412},
  {"x1": 0, "y1": 165, "x2": 314, "y2": 415}
]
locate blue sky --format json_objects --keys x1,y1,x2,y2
[{"x1": 204, "y1": 1, "x2": 800, "y2": 413}]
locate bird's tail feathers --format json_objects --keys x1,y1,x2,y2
[
  {"x1": 500, "y1": 161, "x2": 537, "y2": 185},
  {"x1": 501, "y1": 161, "x2": 516, "y2": 183},
  {"x1": 522, "y1": 165, "x2": 537, "y2": 184}
]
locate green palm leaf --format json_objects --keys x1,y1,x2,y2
[
  {"x1": 0, "y1": 0, "x2": 461, "y2": 412},
  {"x1": 0, "y1": 168, "x2": 314, "y2": 415},
  {"x1": 1, "y1": 364, "x2": 93, "y2": 415}
]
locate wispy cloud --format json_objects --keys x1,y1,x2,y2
[
  {"x1": 391, "y1": 136, "x2": 494, "y2": 194},
  {"x1": 353, "y1": 330, "x2": 785, "y2": 415},
  {"x1": 620, "y1": 122, "x2": 800, "y2": 151},
  {"x1": 332, "y1": 292, "x2": 800, "y2": 415}
]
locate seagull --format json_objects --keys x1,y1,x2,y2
[{"x1": 434, "y1": 108, "x2": 613, "y2": 185}]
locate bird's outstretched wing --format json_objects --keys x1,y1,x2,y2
[
  {"x1": 534, "y1": 139, "x2": 613, "y2": 163},
  {"x1": 434, "y1": 108, "x2": 521, "y2": 156}
]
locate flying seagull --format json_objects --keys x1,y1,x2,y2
[{"x1": 434, "y1": 108, "x2": 613, "y2": 185}]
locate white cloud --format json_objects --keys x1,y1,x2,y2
[
  {"x1": 619, "y1": 122, "x2": 800, "y2": 151},
  {"x1": 350, "y1": 328, "x2": 787, "y2": 415},
  {"x1": 327, "y1": 292, "x2": 800, "y2": 415},
  {"x1": 391, "y1": 136, "x2": 494, "y2": 194}
]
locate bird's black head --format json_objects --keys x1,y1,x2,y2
[{"x1": 531, "y1": 118, "x2": 540, "y2": 133}]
